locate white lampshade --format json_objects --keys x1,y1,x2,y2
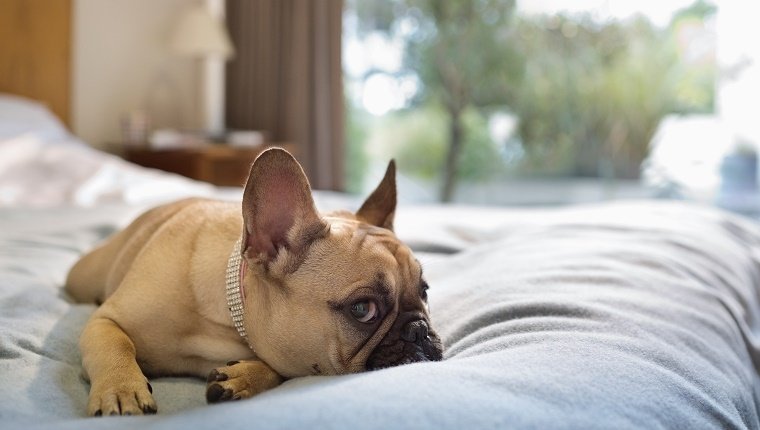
[{"x1": 170, "y1": 4, "x2": 234, "y2": 59}]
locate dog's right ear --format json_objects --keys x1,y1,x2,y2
[
  {"x1": 241, "y1": 148, "x2": 327, "y2": 264},
  {"x1": 356, "y1": 160, "x2": 396, "y2": 230}
]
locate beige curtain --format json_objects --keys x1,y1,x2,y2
[{"x1": 226, "y1": 0, "x2": 344, "y2": 191}]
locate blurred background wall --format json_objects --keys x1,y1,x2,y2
[{"x1": 73, "y1": 0, "x2": 198, "y2": 150}]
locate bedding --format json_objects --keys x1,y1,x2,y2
[
  {"x1": 0, "y1": 94, "x2": 224, "y2": 208},
  {"x1": 3, "y1": 198, "x2": 760, "y2": 430},
  {"x1": 0, "y1": 95, "x2": 69, "y2": 141},
  {"x1": 0, "y1": 134, "x2": 223, "y2": 207},
  {"x1": 2, "y1": 101, "x2": 760, "y2": 429}
]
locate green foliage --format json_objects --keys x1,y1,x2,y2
[
  {"x1": 669, "y1": 0, "x2": 717, "y2": 113},
  {"x1": 510, "y1": 10, "x2": 715, "y2": 178},
  {"x1": 352, "y1": 0, "x2": 524, "y2": 110},
  {"x1": 406, "y1": 0, "x2": 523, "y2": 199},
  {"x1": 368, "y1": 105, "x2": 504, "y2": 182},
  {"x1": 345, "y1": 100, "x2": 370, "y2": 194},
  {"x1": 400, "y1": 0, "x2": 524, "y2": 112},
  {"x1": 347, "y1": 0, "x2": 717, "y2": 190},
  {"x1": 349, "y1": 0, "x2": 398, "y2": 34},
  {"x1": 458, "y1": 110, "x2": 505, "y2": 180},
  {"x1": 511, "y1": 15, "x2": 680, "y2": 177},
  {"x1": 672, "y1": 0, "x2": 716, "y2": 23}
]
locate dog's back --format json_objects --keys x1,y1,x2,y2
[{"x1": 66, "y1": 198, "x2": 207, "y2": 303}]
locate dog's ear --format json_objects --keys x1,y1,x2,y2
[
  {"x1": 241, "y1": 148, "x2": 327, "y2": 263},
  {"x1": 356, "y1": 160, "x2": 396, "y2": 230}
]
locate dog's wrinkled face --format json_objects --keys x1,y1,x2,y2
[{"x1": 238, "y1": 149, "x2": 443, "y2": 378}]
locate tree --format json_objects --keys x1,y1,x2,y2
[
  {"x1": 511, "y1": 8, "x2": 715, "y2": 178},
  {"x1": 351, "y1": 0, "x2": 716, "y2": 193},
  {"x1": 355, "y1": 0, "x2": 524, "y2": 201},
  {"x1": 510, "y1": 16, "x2": 676, "y2": 178}
]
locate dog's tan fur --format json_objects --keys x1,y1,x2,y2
[{"x1": 66, "y1": 148, "x2": 440, "y2": 416}]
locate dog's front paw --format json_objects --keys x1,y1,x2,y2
[
  {"x1": 206, "y1": 360, "x2": 283, "y2": 403},
  {"x1": 88, "y1": 379, "x2": 156, "y2": 416}
]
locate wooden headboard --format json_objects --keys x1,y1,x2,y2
[{"x1": 0, "y1": 0, "x2": 72, "y2": 126}]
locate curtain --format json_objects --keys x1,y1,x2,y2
[{"x1": 226, "y1": 0, "x2": 344, "y2": 191}]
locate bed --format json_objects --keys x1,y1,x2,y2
[{"x1": 2, "y1": 94, "x2": 760, "y2": 430}]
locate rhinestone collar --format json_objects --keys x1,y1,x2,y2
[{"x1": 225, "y1": 237, "x2": 252, "y2": 348}]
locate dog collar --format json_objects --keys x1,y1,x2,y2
[{"x1": 225, "y1": 237, "x2": 252, "y2": 348}]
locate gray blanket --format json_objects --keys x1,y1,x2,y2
[{"x1": 2, "y1": 201, "x2": 760, "y2": 429}]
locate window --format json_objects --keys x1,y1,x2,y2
[{"x1": 344, "y1": 0, "x2": 721, "y2": 206}]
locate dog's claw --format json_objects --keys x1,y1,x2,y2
[
  {"x1": 221, "y1": 388, "x2": 233, "y2": 401},
  {"x1": 206, "y1": 369, "x2": 228, "y2": 383},
  {"x1": 206, "y1": 383, "x2": 229, "y2": 403},
  {"x1": 206, "y1": 360, "x2": 284, "y2": 405},
  {"x1": 87, "y1": 379, "x2": 157, "y2": 416}
]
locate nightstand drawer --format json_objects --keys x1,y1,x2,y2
[
  {"x1": 125, "y1": 149, "x2": 200, "y2": 179},
  {"x1": 202, "y1": 156, "x2": 253, "y2": 187},
  {"x1": 124, "y1": 144, "x2": 295, "y2": 186}
]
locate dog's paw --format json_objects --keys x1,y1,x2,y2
[
  {"x1": 206, "y1": 360, "x2": 283, "y2": 403},
  {"x1": 87, "y1": 379, "x2": 156, "y2": 416}
]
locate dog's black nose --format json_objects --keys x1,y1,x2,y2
[{"x1": 401, "y1": 320, "x2": 429, "y2": 344}]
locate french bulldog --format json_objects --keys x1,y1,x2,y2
[{"x1": 65, "y1": 148, "x2": 443, "y2": 416}]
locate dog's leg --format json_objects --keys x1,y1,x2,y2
[
  {"x1": 80, "y1": 317, "x2": 157, "y2": 416},
  {"x1": 205, "y1": 360, "x2": 284, "y2": 403}
]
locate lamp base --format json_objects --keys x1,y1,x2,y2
[{"x1": 195, "y1": 55, "x2": 227, "y2": 141}]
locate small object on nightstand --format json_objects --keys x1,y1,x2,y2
[
  {"x1": 149, "y1": 129, "x2": 183, "y2": 149},
  {"x1": 120, "y1": 111, "x2": 150, "y2": 148},
  {"x1": 228, "y1": 130, "x2": 265, "y2": 148},
  {"x1": 148, "y1": 129, "x2": 206, "y2": 150}
]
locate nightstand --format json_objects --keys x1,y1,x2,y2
[{"x1": 124, "y1": 144, "x2": 295, "y2": 187}]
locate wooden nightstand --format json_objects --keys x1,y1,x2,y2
[{"x1": 124, "y1": 144, "x2": 295, "y2": 187}]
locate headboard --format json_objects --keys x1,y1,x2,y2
[{"x1": 0, "y1": 0, "x2": 72, "y2": 126}]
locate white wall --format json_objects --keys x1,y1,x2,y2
[{"x1": 73, "y1": 0, "x2": 200, "y2": 151}]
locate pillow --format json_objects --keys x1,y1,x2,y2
[
  {"x1": 0, "y1": 94, "x2": 70, "y2": 140},
  {"x1": 0, "y1": 134, "x2": 218, "y2": 207}
]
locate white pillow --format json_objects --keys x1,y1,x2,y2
[{"x1": 0, "y1": 94, "x2": 70, "y2": 140}]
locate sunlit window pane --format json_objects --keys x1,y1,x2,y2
[{"x1": 342, "y1": 1, "x2": 759, "y2": 213}]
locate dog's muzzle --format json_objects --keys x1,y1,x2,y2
[{"x1": 366, "y1": 317, "x2": 443, "y2": 370}]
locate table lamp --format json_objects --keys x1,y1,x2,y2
[{"x1": 170, "y1": 2, "x2": 234, "y2": 139}]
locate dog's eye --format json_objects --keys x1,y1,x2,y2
[
  {"x1": 420, "y1": 281, "x2": 429, "y2": 301},
  {"x1": 350, "y1": 300, "x2": 378, "y2": 323}
]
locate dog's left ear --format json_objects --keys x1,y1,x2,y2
[
  {"x1": 241, "y1": 148, "x2": 327, "y2": 263},
  {"x1": 356, "y1": 160, "x2": 396, "y2": 230}
]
